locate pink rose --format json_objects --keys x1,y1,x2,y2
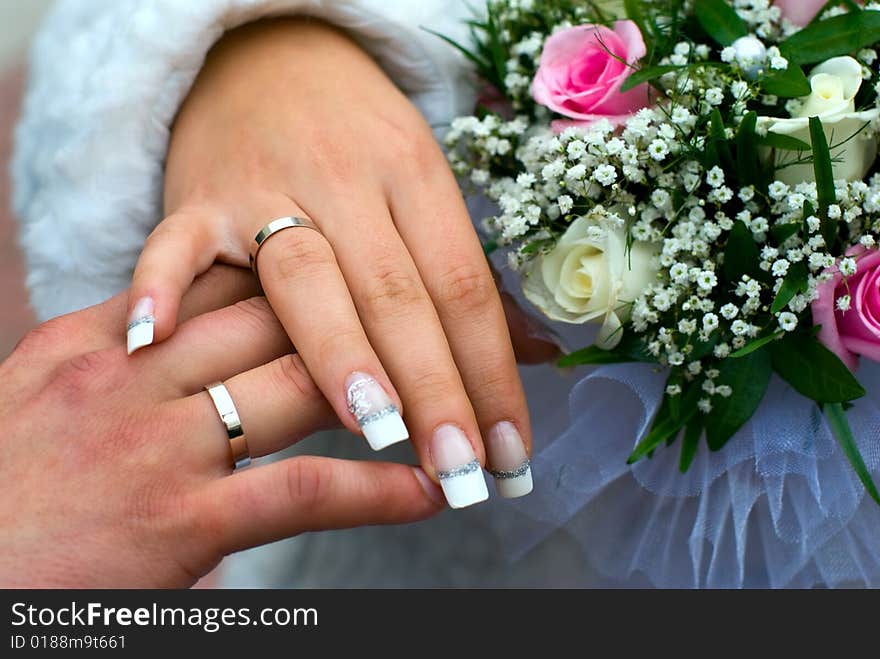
[
  {"x1": 532, "y1": 20, "x2": 651, "y2": 132},
  {"x1": 812, "y1": 247, "x2": 880, "y2": 370},
  {"x1": 774, "y1": 0, "x2": 860, "y2": 26}
]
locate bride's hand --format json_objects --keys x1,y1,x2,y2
[{"x1": 126, "y1": 18, "x2": 544, "y2": 506}]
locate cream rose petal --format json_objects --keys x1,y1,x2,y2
[
  {"x1": 808, "y1": 56, "x2": 863, "y2": 102},
  {"x1": 596, "y1": 310, "x2": 624, "y2": 350},
  {"x1": 759, "y1": 56, "x2": 880, "y2": 186}
]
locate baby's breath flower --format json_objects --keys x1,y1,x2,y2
[
  {"x1": 593, "y1": 164, "x2": 617, "y2": 186},
  {"x1": 697, "y1": 270, "x2": 718, "y2": 291},
  {"x1": 557, "y1": 195, "x2": 573, "y2": 215},
  {"x1": 706, "y1": 166, "x2": 725, "y2": 188},
  {"x1": 702, "y1": 313, "x2": 719, "y2": 331},
  {"x1": 716, "y1": 385, "x2": 733, "y2": 398},
  {"x1": 771, "y1": 259, "x2": 790, "y2": 277},
  {"x1": 648, "y1": 139, "x2": 669, "y2": 161},
  {"x1": 778, "y1": 312, "x2": 798, "y2": 332},
  {"x1": 839, "y1": 257, "x2": 858, "y2": 277},
  {"x1": 714, "y1": 343, "x2": 731, "y2": 358}
]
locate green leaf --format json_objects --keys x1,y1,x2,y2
[
  {"x1": 757, "y1": 132, "x2": 812, "y2": 152},
  {"x1": 723, "y1": 220, "x2": 763, "y2": 284},
  {"x1": 736, "y1": 111, "x2": 761, "y2": 187},
  {"x1": 482, "y1": 239, "x2": 499, "y2": 256},
  {"x1": 780, "y1": 10, "x2": 880, "y2": 66},
  {"x1": 825, "y1": 402, "x2": 880, "y2": 505},
  {"x1": 694, "y1": 0, "x2": 748, "y2": 46},
  {"x1": 557, "y1": 345, "x2": 637, "y2": 367},
  {"x1": 621, "y1": 65, "x2": 680, "y2": 92},
  {"x1": 708, "y1": 108, "x2": 735, "y2": 173},
  {"x1": 810, "y1": 116, "x2": 837, "y2": 209},
  {"x1": 809, "y1": 116, "x2": 841, "y2": 248},
  {"x1": 557, "y1": 333, "x2": 653, "y2": 367},
  {"x1": 666, "y1": 372, "x2": 683, "y2": 421},
  {"x1": 760, "y1": 64, "x2": 812, "y2": 98},
  {"x1": 679, "y1": 419, "x2": 702, "y2": 473},
  {"x1": 771, "y1": 334, "x2": 866, "y2": 403},
  {"x1": 770, "y1": 222, "x2": 802, "y2": 244},
  {"x1": 729, "y1": 331, "x2": 783, "y2": 358},
  {"x1": 770, "y1": 261, "x2": 809, "y2": 314},
  {"x1": 627, "y1": 386, "x2": 701, "y2": 464},
  {"x1": 705, "y1": 348, "x2": 773, "y2": 450}
]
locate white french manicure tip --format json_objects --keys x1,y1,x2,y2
[
  {"x1": 431, "y1": 423, "x2": 489, "y2": 509},
  {"x1": 126, "y1": 316, "x2": 154, "y2": 355},
  {"x1": 346, "y1": 373, "x2": 410, "y2": 452},
  {"x1": 490, "y1": 462, "x2": 534, "y2": 498},
  {"x1": 438, "y1": 460, "x2": 489, "y2": 509},
  {"x1": 361, "y1": 410, "x2": 409, "y2": 451}
]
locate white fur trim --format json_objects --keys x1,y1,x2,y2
[{"x1": 13, "y1": 0, "x2": 479, "y2": 319}]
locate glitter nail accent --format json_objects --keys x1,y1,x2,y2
[
  {"x1": 357, "y1": 405, "x2": 399, "y2": 426},
  {"x1": 127, "y1": 315, "x2": 155, "y2": 332},
  {"x1": 346, "y1": 375, "x2": 400, "y2": 427},
  {"x1": 437, "y1": 459, "x2": 481, "y2": 480},
  {"x1": 489, "y1": 459, "x2": 530, "y2": 480}
]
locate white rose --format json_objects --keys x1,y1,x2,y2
[
  {"x1": 758, "y1": 56, "x2": 880, "y2": 186},
  {"x1": 522, "y1": 216, "x2": 657, "y2": 349}
]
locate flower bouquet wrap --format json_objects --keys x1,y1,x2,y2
[{"x1": 438, "y1": 0, "x2": 880, "y2": 585}]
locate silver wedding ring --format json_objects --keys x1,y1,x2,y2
[
  {"x1": 204, "y1": 382, "x2": 251, "y2": 470},
  {"x1": 249, "y1": 216, "x2": 322, "y2": 275}
]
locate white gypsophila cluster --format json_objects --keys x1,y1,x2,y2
[{"x1": 444, "y1": 0, "x2": 880, "y2": 408}]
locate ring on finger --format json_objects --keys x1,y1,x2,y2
[
  {"x1": 249, "y1": 216, "x2": 323, "y2": 276},
  {"x1": 204, "y1": 381, "x2": 251, "y2": 470}
]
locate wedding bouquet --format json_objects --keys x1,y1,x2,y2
[{"x1": 439, "y1": 0, "x2": 880, "y2": 502}]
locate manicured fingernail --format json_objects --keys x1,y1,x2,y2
[
  {"x1": 430, "y1": 424, "x2": 488, "y2": 509},
  {"x1": 127, "y1": 297, "x2": 155, "y2": 355},
  {"x1": 413, "y1": 467, "x2": 446, "y2": 507},
  {"x1": 486, "y1": 422, "x2": 533, "y2": 498},
  {"x1": 346, "y1": 372, "x2": 409, "y2": 451}
]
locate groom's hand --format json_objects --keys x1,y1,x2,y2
[{"x1": 0, "y1": 265, "x2": 444, "y2": 588}]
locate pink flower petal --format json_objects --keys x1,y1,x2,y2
[
  {"x1": 812, "y1": 272, "x2": 859, "y2": 371},
  {"x1": 531, "y1": 20, "x2": 651, "y2": 123}
]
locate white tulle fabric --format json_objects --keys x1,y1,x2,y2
[{"x1": 495, "y1": 356, "x2": 880, "y2": 588}]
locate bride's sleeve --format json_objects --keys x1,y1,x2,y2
[{"x1": 13, "y1": 0, "x2": 481, "y2": 320}]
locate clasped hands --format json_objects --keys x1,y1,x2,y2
[{"x1": 0, "y1": 18, "x2": 559, "y2": 587}]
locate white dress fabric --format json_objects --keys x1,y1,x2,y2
[{"x1": 13, "y1": 0, "x2": 880, "y2": 588}]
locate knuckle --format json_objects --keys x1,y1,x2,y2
[
  {"x1": 436, "y1": 261, "x2": 497, "y2": 317},
  {"x1": 409, "y1": 367, "x2": 458, "y2": 400},
  {"x1": 269, "y1": 354, "x2": 323, "y2": 404},
  {"x1": 50, "y1": 347, "x2": 124, "y2": 399},
  {"x1": 469, "y1": 366, "x2": 522, "y2": 410},
  {"x1": 12, "y1": 317, "x2": 74, "y2": 359},
  {"x1": 387, "y1": 124, "x2": 443, "y2": 176},
  {"x1": 363, "y1": 262, "x2": 425, "y2": 318},
  {"x1": 228, "y1": 296, "x2": 275, "y2": 334},
  {"x1": 261, "y1": 231, "x2": 333, "y2": 284}
]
